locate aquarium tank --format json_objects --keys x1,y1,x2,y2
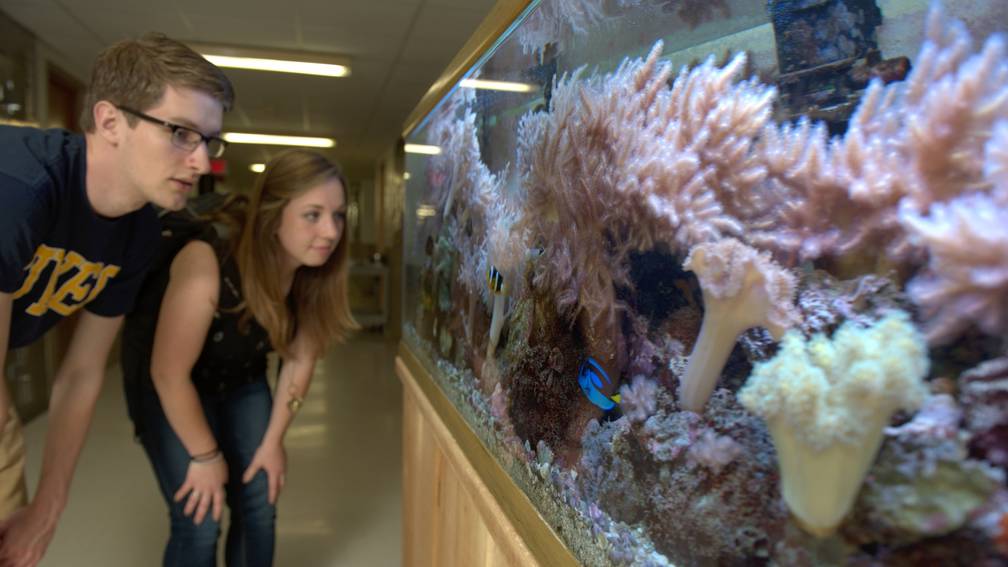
[{"x1": 401, "y1": 0, "x2": 1008, "y2": 564}]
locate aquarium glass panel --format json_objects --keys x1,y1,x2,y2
[{"x1": 403, "y1": 0, "x2": 1008, "y2": 564}]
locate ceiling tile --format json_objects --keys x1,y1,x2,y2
[
  {"x1": 0, "y1": 0, "x2": 500, "y2": 176},
  {"x1": 62, "y1": 7, "x2": 193, "y2": 44}
]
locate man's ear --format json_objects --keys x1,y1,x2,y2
[{"x1": 92, "y1": 101, "x2": 123, "y2": 145}]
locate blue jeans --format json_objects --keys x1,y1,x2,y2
[{"x1": 129, "y1": 379, "x2": 276, "y2": 567}]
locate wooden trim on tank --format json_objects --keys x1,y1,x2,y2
[
  {"x1": 396, "y1": 341, "x2": 579, "y2": 566},
  {"x1": 401, "y1": 0, "x2": 534, "y2": 138}
]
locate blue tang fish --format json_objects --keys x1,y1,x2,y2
[{"x1": 578, "y1": 357, "x2": 621, "y2": 410}]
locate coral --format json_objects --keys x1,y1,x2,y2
[
  {"x1": 753, "y1": 4, "x2": 1008, "y2": 282},
  {"x1": 739, "y1": 311, "x2": 929, "y2": 537},
  {"x1": 901, "y1": 193, "x2": 1008, "y2": 345},
  {"x1": 638, "y1": 409, "x2": 704, "y2": 463},
  {"x1": 885, "y1": 393, "x2": 962, "y2": 440},
  {"x1": 485, "y1": 197, "x2": 526, "y2": 358},
  {"x1": 639, "y1": 50, "x2": 775, "y2": 249},
  {"x1": 987, "y1": 121, "x2": 1008, "y2": 202},
  {"x1": 679, "y1": 238, "x2": 799, "y2": 413},
  {"x1": 661, "y1": 0, "x2": 730, "y2": 30},
  {"x1": 517, "y1": 41, "x2": 777, "y2": 335},
  {"x1": 503, "y1": 296, "x2": 583, "y2": 454},
  {"x1": 516, "y1": 0, "x2": 607, "y2": 55},
  {"x1": 579, "y1": 417, "x2": 648, "y2": 524},
  {"x1": 624, "y1": 316, "x2": 660, "y2": 380},
  {"x1": 686, "y1": 430, "x2": 743, "y2": 475},
  {"x1": 960, "y1": 357, "x2": 1008, "y2": 469},
  {"x1": 634, "y1": 392, "x2": 788, "y2": 565},
  {"x1": 618, "y1": 375, "x2": 659, "y2": 424},
  {"x1": 794, "y1": 269, "x2": 912, "y2": 339},
  {"x1": 847, "y1": 393, "x2": 1003, "y2": 545}
]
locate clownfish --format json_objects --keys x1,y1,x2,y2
[
  {"x1": 577, "y1": 357, "x2": 621, "y2": 410},
  {"x1": 487, "y1": 265, "x2": 505, "y2": 295}
]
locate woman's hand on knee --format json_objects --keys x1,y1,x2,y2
[
  {"x1": 242, "y1": 439, "x2": 287, "y2": 505},
  {"x1": 174, "y1": 456, "x2": 228, "y2": 525}
]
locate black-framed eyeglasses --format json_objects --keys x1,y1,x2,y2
[{"x1": 117, "y1": 106, "x2": 227, "y2": 159}]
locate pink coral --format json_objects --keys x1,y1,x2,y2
[
  {"x1": 900, "y1": 193, "x2": 1008, "y2": 344},
  {"x1": 619, "y1": 375, "x2": 659, "y2": 424},
  {"x1": 752, "y1": 4, "x2": 1008, "y2": 273},
  {"x1": 679, "y1": 238, "x2": 799, "y2": 413},
  {"x1": 517, "y1": 42, "x2": 776, "y2": 333},
  {"x1": 516, "y1": 0, "x2": 607, "y2": 55},
  {"x1": 687, "y1": 430, "x2": 743, "y2": 474}
]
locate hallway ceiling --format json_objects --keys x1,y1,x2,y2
[{"x1": 0, "y1": 0, "x2": 497, "y2": 180}]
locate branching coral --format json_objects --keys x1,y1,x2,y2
[
  {"x1": 738, "y1": 311, "x2": 929, "y2": 537},
  {"x1": 425, "y1": 91, "x2": 525, "y2": 360},
  {"x1": 899, "y1": 119, "x2": 1008, "y2": 344},
  {"x1": 752, "y1": 4, "x2": 1008, "y2": 278},
  {"x1": 517, "y1": 41, "x2": 778, "y2": 351},
  {"x1": 633, "y1": 49, "x2": 776, "y2": 249},
  {"x1": 679, "y1": 238, "x2": 799, "y2": 413},
  {"x1": 516, "y1": 0, "x2": 607, "y2": 55},
  {"x1": 900, "y1": 193, "x2": 1008, "y2": 344}
]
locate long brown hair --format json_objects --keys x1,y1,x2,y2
[{"x1": 235, "y1": 150, "x2": 358, "y2": 358}]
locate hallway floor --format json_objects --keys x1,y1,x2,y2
[{"x1": 24, "y1": 333, "x2": 402, "y2": 567}]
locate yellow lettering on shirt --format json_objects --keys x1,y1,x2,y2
[
  {"x1": 84, "y1": 265, "x2": 121, "y2": 304},
  {"x1": 49, "y1": 252, "x2": 103, "y2": 316},
  {"x1": 13, "y1": 245, "x2": 122, "y2": 317},
  {"x1": 12, "y1": 244, "x2": 63, "y2": 300}
]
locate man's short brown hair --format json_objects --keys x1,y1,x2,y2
[{"x1": 80, "y1": 32, "x2": 234, "y2": 132}]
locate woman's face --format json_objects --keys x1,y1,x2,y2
[{"x1": 276, "y1": 177, "x2": 346, "y2": 272}]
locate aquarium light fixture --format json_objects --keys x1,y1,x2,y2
[
  {"x1": 223, "y1": 132, "x2": 336, "y2": 148},
  {"x1": 191, "y1": 43, "x2": 351, "y2": 78},
  {"x1": 404, "y1": 143, "x2": 441, "y2": 155},
  {"x1": 459, "y1": 78, "x2": 537, "y2": 93},
  {"x1": 249, "y1": 163, "x2": 266, "y2": 173}
]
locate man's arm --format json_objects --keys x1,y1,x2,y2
[
  {"x1": 0, "y1": 310, "x2": 121, "y2": 567},
  {"x1": 0, "y1": 293, "x2": 12, "y2": 426}
]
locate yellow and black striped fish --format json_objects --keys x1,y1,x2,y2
[{"x1": 486, "y1": 265, "x2": 504, "y2": 294}]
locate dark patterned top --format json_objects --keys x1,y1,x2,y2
[{"x1": 191, "y1": 245, "x2": 273, "y2": 394}]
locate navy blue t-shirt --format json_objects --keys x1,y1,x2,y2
[{"x1": 0, "y1": 125, "x2": 159, "y2": 348}]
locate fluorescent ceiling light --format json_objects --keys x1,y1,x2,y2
[
  {"x1": 416, "y1": 205, "x2": 437, "y2": 218},
  {"x1": 459, "y1": 78, "x2": 536, "y2": 93},
  {"x1": 403, "y1": 172, "x2": 411, "y2": 180},
  {"x1": 404, "y1": 143, "x2": 441, "y2": 155},
  {"x1": 189, "y1": 43, "x2": 350, "y2": 78},
  {"x1": 224, "y1": 132, "x2": 336, "y2": 148},
  {"x1": 250, "y1": 163, "x2": 266, "y2": 173},
  {"x1": 203, "y1": 55, "x2": 349, "y2": 77}
]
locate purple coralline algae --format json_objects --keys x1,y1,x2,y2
[{"x1": 960, "y1": 357, "x2": 1008, "y2": 469}]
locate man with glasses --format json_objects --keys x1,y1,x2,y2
[{"x1": 0, "y1": 33, "x2": 233, "y2": 566}]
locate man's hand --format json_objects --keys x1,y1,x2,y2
[{"x1": 0, "y1": 503, "x2": 57, "y2": 567}]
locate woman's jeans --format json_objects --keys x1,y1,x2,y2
[{"x1": 127, "y1": 378, "x2": 276, "y2": 567}]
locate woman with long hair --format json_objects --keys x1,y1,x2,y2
[{"x1": 122, "y1": 149, "x2": 358, "y2": 566}]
